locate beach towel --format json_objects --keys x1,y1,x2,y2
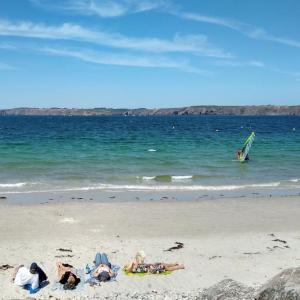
[
  {"x1": 85, "y1": 265, "x2": 120, "y2": 284},
  {"x1": 51, "y1": 269, "x2": 85, "y2": 292},
  {"x1": 23, "y1": 284, "x2": 40, "y2": 294},
  {"x1": 123, "y1": 269, "x2": 172, "y2": 276}
]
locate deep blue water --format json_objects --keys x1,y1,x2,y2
[{"x1": 0, "y1": 115, "x2": 299, "y2": 193}]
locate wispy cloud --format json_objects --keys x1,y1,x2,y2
[
  {"x1": 41, "y1": 46, "x2": 208, "y2": 74},
  {"x1": 0, "y1": 19, "x2": 232, "y2": 58},
  {"x1": 30, "y1": 0, "x2": 172, "y2": 18},
  {"x1": 29, "y1": 1, "x2": 300, "y2": 50},
  {"x1": 267, "y1": 66, "x2": 300, "y2": 81},
  {"x1": 212, "y1": 59, "x2": 265, "y2": 68},
  {"x1": 247, "y1": 28, "x2": 300, "y2": 48},
  {"x1": 213, "y1": 58, "x2": 300, "y2": 81},
  {"x1": 0, "y1": 42, "x2": 17, "y2": 50},
  {"x1": 175, "y1": 11, "x2": 300, "y2": 49},
  {"x1": 175, "y1": 12, "x2": 242, "y2": 31},
  {"x1": 0, "y1": 62, "x2": 17, "y2": 70}
]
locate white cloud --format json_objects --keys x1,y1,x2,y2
[
  {"x1": 29, "y1": 1, "x2": 300, "y2": 49},
  {"x1": 0, "y1": 42, "x2": 17, "y2": 50},
  {"x1": 267, "y1": 67, "x2": 300, "y2": 81},
  {"x1": 41, "y1": 46, "x2": 209, "y2": 74},
  {"x1": 175, "y1": 12, "x2": 242, "y2": 31},
  {"x1": 30, "y1": 0, "x2": 171, "y2": 18},
  {"x1": 211, "y1": 59, "x2": 300, "y2": 81},
  {"x1": 212, "y1": 59, "x2": 265, "y2": 68},
  {"x1": 249, "y1": 60, "x2": 265, "y2": 67},
  {"x1": 0, "y1": 19, "x2": 232, "y2": 58},
  {"x1": 176, "y1": 11, "x2": 300, "y2": 49},
  {"x1": 248, "y1": 29, "x2": 300, "y2": 48},
  {"x1": 0, "y1": 62, "x2": 17, "y2": 70}
]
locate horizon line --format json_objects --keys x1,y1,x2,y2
[{"x1": 1, "y1": 104, "x2": 300, "y2": 110}]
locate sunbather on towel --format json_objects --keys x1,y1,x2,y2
[
  {"x1": 56, "y1": 262, "x2": 80, "y2": 290},
  {"x1": 91, "y1": 252, "x2": 115, "y2": 282},
  {"x1": 13, "y1": 262, "x2": 47, "y2": 294},
  {"x1": 124, "y1": 251, "x2": 185, "y2": 274}
]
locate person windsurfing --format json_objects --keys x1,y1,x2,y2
[
  {"x1": 236, "y1": 132, "x2": 255, "y2": 161},
  {"x1": 236, "y1": 148, "x2": 249, "y2": 161}
]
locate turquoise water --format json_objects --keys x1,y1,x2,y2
[{"x1": 0, "y1": 115, "x2": 299, "y2": 194}]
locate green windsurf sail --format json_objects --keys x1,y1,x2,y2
[{"x1": 238, "y1": 132, "x2": 255, "y2": 161}]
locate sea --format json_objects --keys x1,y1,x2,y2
[{"x1": 0, "y1": 115, "x2": 299, "y2": 197}]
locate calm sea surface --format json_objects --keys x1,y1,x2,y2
[{"x1": 0, "y1": 115, "x2": 299, "y2": 194}]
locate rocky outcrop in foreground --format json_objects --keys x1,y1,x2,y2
[
  {"x1": 55, "y1": 285, "x2": 256, "y2": 300},
  {"x1": 256, "y1": 267, "x2": 300, "y2": 300},
  {"x1": 98, "y1": 268, "x2": 300, "y2": 300},
  {"x1": 200, "y1": 279, "x2": 256, "y2": 300},
  {"x1": 1, "y1": 105, "x2": 300, "y2": 116}
]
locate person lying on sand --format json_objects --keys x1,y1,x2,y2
[
  {"x1": 56, "y1": 261, "x2": 80, "y2": 290},
  {"x1": 13, "y1": 262, "x2": 47, "y2": 294},
  {"x1": 91, "y1": 252, "x2": 115, "y2": 282},
  {"x1": 124, "y1": 251, "x2": 185, "y2": 274}
]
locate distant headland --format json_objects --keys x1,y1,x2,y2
[{"x1": 0, "y1": 105, "x2": 300, "y2": 116}]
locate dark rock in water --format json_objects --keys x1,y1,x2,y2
[
  {"x1": 0, "y1": 196, "x2": 7, "y2": 200},
  {"x1": 200, "y1": 279, "x2": 256, "y2": 300},
  {"x1": 256, "y1": 268, "x2": 300, "y2": 300}
]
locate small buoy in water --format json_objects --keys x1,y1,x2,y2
[
  {"x1": 215, "y1": 129, "x2": 219, "y2": 132},
  {"x1": 172, "y1": 126, "x2": 175, "y2": 129},
  {"x1": 293, "y1": 128, "x2": 296, "y2": 131}
]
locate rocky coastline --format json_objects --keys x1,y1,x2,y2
[{"x1": 1, "y1": 105, "x2": 300, "y2": 116}]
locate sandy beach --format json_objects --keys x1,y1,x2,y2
[{"x1": 0, "y1": 193, "x2": 300, "y2": 299}]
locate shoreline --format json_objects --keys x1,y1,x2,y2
[
  {"x1": 1, "y1": 195, "x2": 300, "y2": 299},
  {"x1": 1, "y1": 187, "x2": 300, "y2": 205}
]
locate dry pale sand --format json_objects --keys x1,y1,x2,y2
[{"x1": 0, "y1": 195, "x2": 300, "y2": 299}]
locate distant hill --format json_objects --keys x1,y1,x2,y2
[{"x1": 0, "y1": 106, "x2": 300, "y2": 116}]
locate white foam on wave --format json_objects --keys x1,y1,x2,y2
[
  {"x1": 147, "y1": 149, "x2": 157, "y2": 152},
  {"x1": 0, "y1": 182, "x2": 27, "y2": 188},
  {"x1": 172, "y1": 176, "x2": 193, "y2": 181},
  {"x1": 142, "y1": 176, "x2": 156, "y2": 181},
  {"x1": 289, "y1": 178, "x2": 300, "y2": 182},
  {"x1": 139, "y1": 175, "x2": 193, "y2": 181},
  {"x1": 4, "y1": 181, "x2": 283, "y2": 194},
  {"x1": 87, "y1": 182, "x2": 282, "y2": 191}
]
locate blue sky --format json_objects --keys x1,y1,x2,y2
[{"x1": 0, "y1": 0, "x2": 299, "y2": 108}]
